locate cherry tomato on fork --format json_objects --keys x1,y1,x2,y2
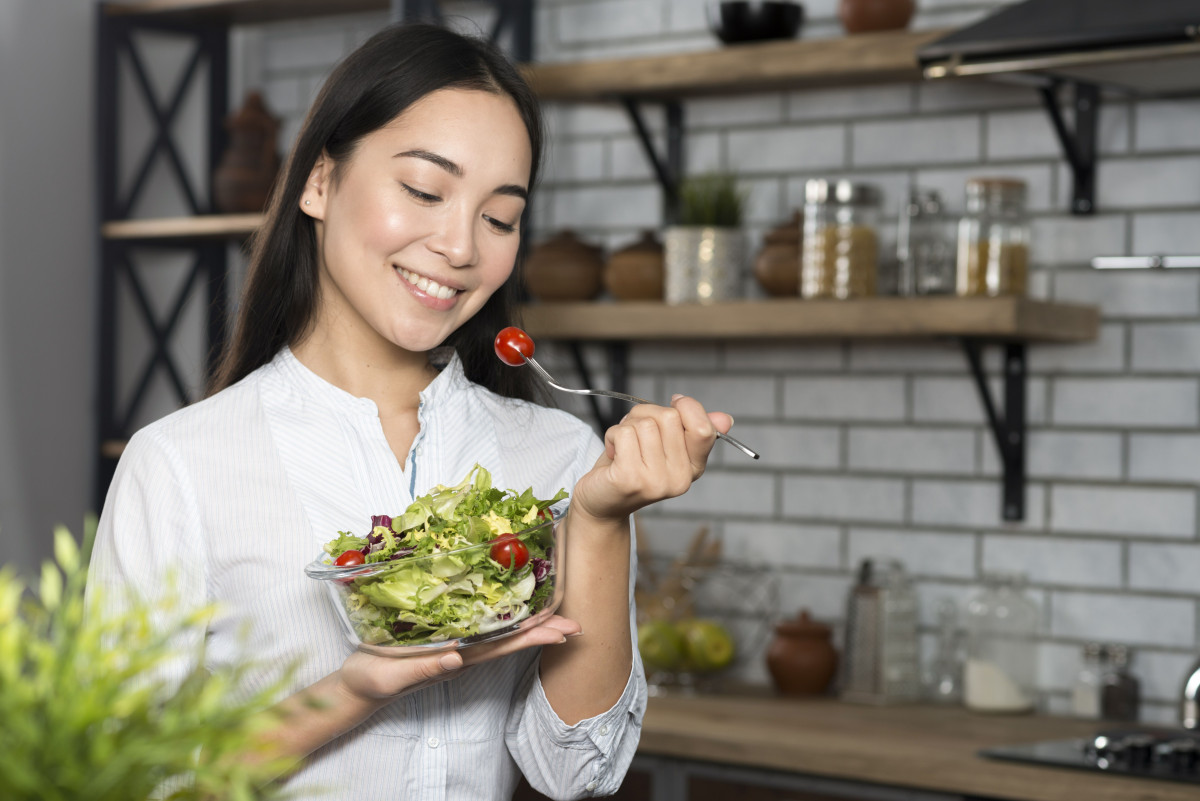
[
  {"x1": 489, "y1": 534, "x2": 530, "y2": 571},
  {"x1": 494, "y1": 326, "x2": 535, "y2": 366}
]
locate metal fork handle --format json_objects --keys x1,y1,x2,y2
[{"x1": 524, "y1": 356, "x2": 760, "y2": 460}]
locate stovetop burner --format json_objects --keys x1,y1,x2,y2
[{"x1": 981, "y1": 727, "x2": 1200, "y2": 785}]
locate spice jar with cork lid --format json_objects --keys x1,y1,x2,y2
[
  {"x1": 801, "y1": 179, "x2": 880, "y2": 300},
  {"x1": 956, "y1": 178, "x2": 1030, "y2": 297}
]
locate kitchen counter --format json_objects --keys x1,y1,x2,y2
[{"x1": 638, "y1": 693, "x2": 1197, "y2": 801}]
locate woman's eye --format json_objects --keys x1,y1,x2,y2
[
  {"x1": 484, "y1": 215, "x2": 517, "y2": 234},
  {"x1": 400, "y1": 183, "x2": 440, "y2": 203}
]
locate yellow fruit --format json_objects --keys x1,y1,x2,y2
[
  {"x1": 678, "y1": 618, "x2": 736, "y2": 672},
  {"x1": 637, "y1": 619, "x2": 687, "y2": 672}
]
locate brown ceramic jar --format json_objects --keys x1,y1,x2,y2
[
  {"x1": 604, "y1": 230, "x2": 665, "y2": 301},
  {"x1": 753, "y1": 210, "x2": 802, "y2": 297},
  {"x1": 766, "y1": 610, "x2": 839, "y2": 696},
  {"x1": 213, "y1": 91, "x2": 282, "y2": 213},
  {"x1": 837, "y1": 0, "x2": 915, "y2": 34},
  {"x1": 524, "y1": 230, "x2": 605, "y2": 302}
]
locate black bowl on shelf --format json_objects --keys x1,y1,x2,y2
[{"x1": 708, "y1": 1, "x2": 805, "y2": 45}]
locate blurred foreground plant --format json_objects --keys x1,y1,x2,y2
[{"x1": 0, "y1": 519, "x2": 299, "y2": 801}]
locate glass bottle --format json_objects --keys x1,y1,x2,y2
[
  {"x1": 896, "y1": 188, "x2": 956, "y2": 296},
  {"x1": 963, "y1": 573, "x2": 1039, "y2": 714},
  {"x1": 955, "y1": 178, "x2": 1030, "y2": 297},
  {"x1": 1071, "y1": 642, "x2": 1106, "y2": 719},
  {"x1": 927, "y1": 598, "x2": 962, "y2": 704},
  {"x1": 801, "y1": 179, "x2": 881, "y2": 300},
  {"x1": 1101, "y1": 644, "x2": 1141, "y2": 722}
]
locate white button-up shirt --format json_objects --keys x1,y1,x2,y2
[{"x1": 87, "y1": 348, "x2": 647, "y2": 800}]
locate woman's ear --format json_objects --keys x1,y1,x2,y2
[{"x1": 300, "y1": 153, "x2": 332, "y2": 220}]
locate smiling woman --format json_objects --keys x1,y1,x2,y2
[{"x1": 85, "y1": 20, "x2": 737, "y2": 801}]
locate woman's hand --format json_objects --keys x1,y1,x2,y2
[
  {"x1": 570, "y1": 394, "x2": 733, "y2": 524},
  {"x1": 333, "y1": 614, "x2": 581, "y2": 702}
]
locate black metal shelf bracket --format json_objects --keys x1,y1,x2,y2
[
  {"x1": 961, "y1": 338, "x2": 1027, "y2": 522},
  {"x1": 1038, "y1": 80, "x2": 1099, "y2": 216},
  {"x1": 621, "y1": 98, "x2": 684, "y2": 223}
]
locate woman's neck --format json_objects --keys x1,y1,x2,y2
[{"x1": 290, "y1": 329, "x2": 439, "y2": 416}]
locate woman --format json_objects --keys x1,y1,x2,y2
[{"x1": 86, "y1": 22, "x2": 733, "y2": 801}]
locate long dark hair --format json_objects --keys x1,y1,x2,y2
[{"x1": 209, "y1": 22, "x2": 544, "y2": 402}]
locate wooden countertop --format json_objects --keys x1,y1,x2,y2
[{"x1": 640, "y1": 694, "x2": 1197, "y2": 801}]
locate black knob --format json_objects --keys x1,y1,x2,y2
[
  {"x1": 1121, "y1": 734, "x2": 1155, "y2": 767},
  {"x1": 1165, "y1": 739, "x2": 1199, "y2": 772}
]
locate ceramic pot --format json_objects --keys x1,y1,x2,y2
[
  {"x1": 605, "y1": 230, "x2": 665, "y2": 301},
  {"x1": 524, "y1": 230, "x2": 604, "y2": 302},
  {"x1": 753, "y1": 210, "x2": 802, "y2": 296},
  {"x1": 664, "y1": 226, "x2": 747, "y2": 305},
  {"x1": 837, "y1": 0, "x2": 915, "y2": 34},
  {"x1": 213, "y1": 91, "x2": 281, "y2": 213},
  {"x1": 766, "y1": 610, "x2": 839, "y2": 696}
]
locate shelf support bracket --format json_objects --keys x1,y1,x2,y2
[
  {"x1": 621, "y1": 98, "x2": 684, "y2": 223},
  {"x1": 567, "y1": 342, "x2": 631, "y2": 431},
  {"x1": 961, "y1": 338, "x2": 1027, "y2": 521},
  {"x1": 1038, "y1": 81, "x2": 1099, "y2": 215}
]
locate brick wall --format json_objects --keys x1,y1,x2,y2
[{"x1": 239, "y1": 0, "x2": 1200, "y2": 723}]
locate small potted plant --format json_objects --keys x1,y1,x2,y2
[
  {"x1": 0, "y1": 521, "x2": 298, "y2": 800},
  {"x1": 664, "y1": 172, "x2": 749, "y2": 304}
]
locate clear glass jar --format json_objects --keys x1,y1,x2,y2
[
  {"x1": 1071, "y1": 642, "x2": 1106, "y2": 719},
  {"x1": 801, "y1": 179, "x2": 880, "y2": 299},
  {"x1": 964, "y1": 573, "x2": 1039, "y2": 714},
  {"x1": 897, "y1": 188, "x2": 956, "y2": 295},
  {"x1": 955, "y1": 178, "x2": 1030, "y2": 297},
  {"x1": 927, "y1": 597, "x2": 963, "y2": 704}
]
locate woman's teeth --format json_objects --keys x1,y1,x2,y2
[{"x1": 398, "y1": 267, "x2": 457, "y2": 300}]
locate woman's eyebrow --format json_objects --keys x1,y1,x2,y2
[{"x1": 396, "y1": 148, "x2": 528, "y2": 200}]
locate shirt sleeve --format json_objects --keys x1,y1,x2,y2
[{"x1": 84, "y1": 425, "x2": 210, "y2": 691}]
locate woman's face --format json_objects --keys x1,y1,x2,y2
[{"x1": 301, "y1": 88, "x2": 532, "y2": 356}]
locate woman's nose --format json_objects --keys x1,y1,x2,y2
[{"x1": 428, "y1": 210, "x2": 478, "y2": 268}]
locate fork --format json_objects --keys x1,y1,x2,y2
[{"x1": 521, "y1": 354, "x2": 760, "y2": 460}]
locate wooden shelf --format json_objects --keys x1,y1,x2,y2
[
  {"x1": 520, "y1": 297, "x2": 1099, "y2": 344},
  {"x1": 102, "y1": 0, "x2": 388, "y2": 25},
  {"x1": 522, "y1": 28, "x2": 951, "y2": 102},
  {"x1": 101, "y1": 213, "x2": 262, "y2": 240}
]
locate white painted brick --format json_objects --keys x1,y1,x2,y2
[
  {"x1": 656, "y1": 468, "x2": 775, "y2": 516},
  {"x1": 983, "y1": 535, "x2": 1122, "y2": 588},
  {"x1": 848, "y1": 527, "x2": 975, "y2": 578},
  {"x1": 1053, "y1": 270, "x2": 1200, "y2": 318},
  {"x1": 1050, "y1": 592, "x2": 1194, "y2": 647},
  {"x1": 1136, "y1": 98, "x2": 1200, "y2": 151},
  {"x1": 848, "y1": 427, "x2": 976, "y2": 474},
  {"x1": 633, "y1": 515, "x2": 720, "y2": 557},
  {"x1": 263, "y1": 29, "x2": 349, "y2": 72},
  {"x1": 546, "y1": 104, "x2": 641, "y2": 138},
  {"x1": 543, "y1": 138, "x2": 606, "y2": 184},
  {"x1": 660, "y1": 374, "x2": 776, "y2": 418},
  {"x1": 982, "y1": 430, "x2": 1123, "y2": 481},
  {"x1": 917, "y1": 77, "x2": 1035, "y2": 113},
  {"x1": 663, "y1": 0, "x2": 708, "y2": 34},
  {"x1": 1030, "y1": 215, "x2": 1127, "y2": 267},
  {"x1": 1130, "y1": 433, "x2": 1200, "y2": 484},
  {"x1": 740, "y1": 176, "x2": 787, "y2": 227},
  {"x1": 1137, "y1": 650, "x2": 1200, "y2": 703},
  {"x1": 849, "y1": 340, "x2": 970, "y2": 373},
  {"x1": 545, "y1": 183, "x2": 661, "y2": 230},
  {"x1": 783, "y1": 376, "x2": 906, "y2": 421},
  {"x1": 852, "y1": 116, "x2": 981, "y2": 168},
  {"x1": 782, "y1": 475, "x2": 906, "y2": 523},
  {"x1": 723, "y1": 522, "x2": 842, "y2": 570},
  {"x1": 913, "y1": 376, "x2": 1048, "y2": 425},
  {"x1": 557, "y1": 0, "x2": 664, "y2": 43},
  {"x1": 1052, "y1": 378, "x2": 1198, "y2": 428},
  {"x1": 1096, "y1": 157, "x2": 1200, "y2": 209},
  {"x1": 684, "y1": 131, "x2": 724, "y2": 176},
  {"x1": 723, "y1": 423, "x2": 839, "y2": 470},
  {"x1": 1027, "y1": 323, "x2": 1125, "y2": 373},
  {"x1": 727, "y1": 123, "x2": 846, "y2": 173},
  {"x1": 722, "y1": 340, "x2": 845, "y2": 371},
  {"x1": 1039, "y1": 642, "x2": 1082, "y2": 693},
  {"x1": 777, "y1": 572, "x2": 852, "y2": 623},
  {"x1": 787, "y1": 84, "x2": 914, "y2": 121},
  {"x1": 1132, "y1": 323, "x2": 1200, "y2": 373},
  {"x1": 1142, "y1": 705, "x2": 1183, "y2": 726},
  {"x1": 631, "y1": 341, "x2": 721, "y2": 371},
  {"x1": 1050, "y1": 485, "x2": 1196, "y2": 538},
  {"x1": 688, "y1": 93, "x2": 786, "y2": 128},
  {"x1": 1133, "y1": 212, "x2": 1200, "y2": 257},
  {"x1": 912, "y1": 479, "x2": 1047, "y2": 529},
  {"x1": 1130, "y1": 543, "x2": 1200, "y2": 594},
  {"x1": 986, "y1": 109, "x2": 1063, "y2": 160},
  {"x1": 260, "y1": 76, "x2": 306, "y2": 115}
]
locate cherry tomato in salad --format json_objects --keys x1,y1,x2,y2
[
  {"x1": 334, "y1": 549, "x2": 365, "y2": 567},
  {"x1": 494, "y1": 326, "x2": 535, "y2": 367},
  {"x1": 490, "y1": 534, "x2": 530, "y2": 571}
]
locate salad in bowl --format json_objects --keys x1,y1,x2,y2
[{"x1": 305, "y1": 465, "x2": 568, "y2": 656}]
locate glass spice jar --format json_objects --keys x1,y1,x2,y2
[
  {"x1": 897, "y1": 188, "x2": 956, "y2": 296},
  {"x1": 801, "y1": 179, "x2": 881, "y2": 300},
  {"x1": 956, "y1": 178, "x2": 1030, "y2": 297},
  {"x1": 963, "y1": 573, "x2": 1039, "y2": 714}
]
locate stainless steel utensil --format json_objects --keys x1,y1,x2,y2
[{"x1": 520, "y1": 354, "x2": 760, "y2": 460}]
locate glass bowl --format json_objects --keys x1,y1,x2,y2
[{"x1": 305, "y1": 511, "x2": 566, "y2": 657}]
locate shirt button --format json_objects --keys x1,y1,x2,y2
[
  {"x1": 427, "y1": 737, "x2": 440, "y2": 748},
  {"x1": 598, "y1": 724, "x2": 609, "y2": 736},
  {"x1": 585, "y1": 781, "x2": 597, "y2": 792}
]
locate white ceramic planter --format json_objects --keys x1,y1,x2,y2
[{"x1": 664, "y1": 226, "x2": 747, "y2": 305}]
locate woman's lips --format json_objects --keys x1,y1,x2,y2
[{"x1": 396, "y1": 266, "x2": 459, "y2": 300}]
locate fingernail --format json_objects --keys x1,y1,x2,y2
[
  {"x1": 727, "y1": 415, "x2": 735, "y2": 425},
  {"x1": 567, "y1": 630, "x2": 584, "y2": 637},
  {"x1": 671, "y1": 393, "x2": 683, "y2": 402},
  {"x1": 440, "y1": 653, "x2": 463, "y2": 671}
]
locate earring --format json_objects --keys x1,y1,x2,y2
[{"x1": 305, "y1": 200, "x2": 311, "y2": 205}]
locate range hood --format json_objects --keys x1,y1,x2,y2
[{"x1": 918, "y1": 0, "x2": 1200, "y2": 94}]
